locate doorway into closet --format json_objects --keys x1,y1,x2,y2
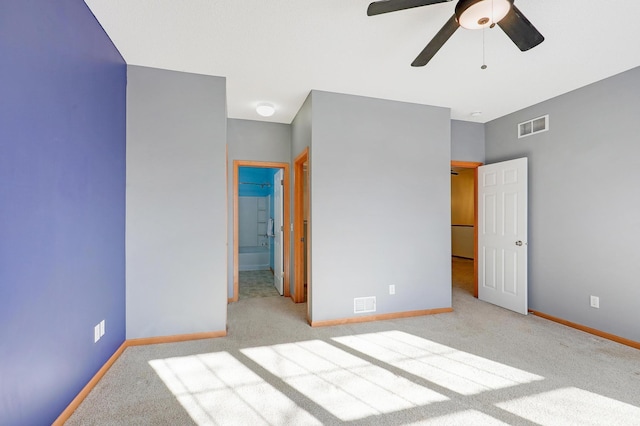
[
  {"x1": 232, "y1": 160, "x2": 290, "y2": 302},
  {"x1": 451, "y1": 161, "x2": 481, "y2": 299}
]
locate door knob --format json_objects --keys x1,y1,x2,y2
[{"x1": 515, "y1": 240, "x2": 523, "y2": 246}]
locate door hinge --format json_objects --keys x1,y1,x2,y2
[{"x1": 280, "y1": 179, "x2": 284, "y2": 185}]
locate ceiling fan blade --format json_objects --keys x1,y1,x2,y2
[
  {"x1": 497, "y1": 5, "x2": 544, "y2": 51},
  {"x1": 411, "y1": 14, "x2": 459, "y2": 67},
  {"x1": 367, "y1": 0, "x2": 452, "y2": 16}
]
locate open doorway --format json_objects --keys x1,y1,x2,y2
[
  {"x1": 232, "y1": 160, "x2": 290, "y2": 302},
  {"x1": 451, "y1": 161, "x2": 481, "y2": 298}
]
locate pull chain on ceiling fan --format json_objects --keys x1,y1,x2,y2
[
  {"x1": 481, "y1": 25, "x2": 487, "y2": 69},
  {"x1": 367, "y1": 0, "x2": 544, "y2": 67}
]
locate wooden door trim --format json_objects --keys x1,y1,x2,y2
[
  {"x1": 293, "y1": 148, "x2": 309, "y2": 304},
  {"x1": 451, "y1": 161, "x2": 482, "y2": 298},
  {"x1": 233, "y1": 160, "x2": 290, "y2": 302}
]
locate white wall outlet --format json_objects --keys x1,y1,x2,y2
[
  {"x1": 94, "y1": 324, "x2": 101, "y2": 343},
  {"x1": 590, "y1": 295, "x2": 600, "y2": 309},
  {"x1": 100, "y1": 320, "x2": 105, "y2": 337},
  {"x1": 389, "y1": 284, "x2": 395, "y2": 295}
]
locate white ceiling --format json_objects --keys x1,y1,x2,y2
[{"x1": 85, "y1": 0, "x2": 640, "y2": 124}]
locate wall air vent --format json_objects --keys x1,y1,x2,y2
[
  {"x1": 518, "y1": 114, "x2": 549, "y2": 138},
  {"x1": 354, "y1": 296, "x2": 376, "y2": 313}
]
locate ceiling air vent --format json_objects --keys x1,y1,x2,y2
[
  {"x1": 354, "y1": 296, "x2": 376, "y2": 313},
  {"x1": 518, "y1": 115, "x2": 549, "y2": 138}
]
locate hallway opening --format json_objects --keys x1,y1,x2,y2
[
  {"x1": 451, "y1": 161, "x2": 482, "y2": 299},
  {"x1": 232, "y1": 160, "x2": 290, "y2": 302}
]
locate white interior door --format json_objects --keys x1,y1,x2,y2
[
  {"x1": 478, "y1": 157, "x2": 528, "y2": 314},
  {"x1": 273, "y1": 169, "x2": 284, "y2": 295}
]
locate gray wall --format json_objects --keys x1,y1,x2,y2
[
  {"x1": 451, "y1": 119, "x2": 485, "y2": 163},
  {"x1": 485, "y1": 66, "x2": 640, "y2": 342},
  {"x1": 292, "y1": 94, "x2": 313, "y2": 159},
  {"x1": 310, "y1": 91, "x2": 452, "y2": 322},
  {"x1": 126, "y1": 66, "x2": 228, "y2": 338},
  {"x1": 227, "y1": 119, "x2": 292, "y2": 298}
]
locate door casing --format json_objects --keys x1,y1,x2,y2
[{"x1": 293, "y1": 149, "x2": 309, "y2": 306}]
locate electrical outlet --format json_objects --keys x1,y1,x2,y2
[
  {"x1": 100, "y1": 320, "x2": 105, "y2": 337},
  {"x1": 94, "y1": 324, "x2": 101, "y2": 343},
  {"x1": 389, "y1": 285, "x2": 395, "y2": 295},
  {"x1": 590, "y1": 295, "x2": 600, "y2": 309}
]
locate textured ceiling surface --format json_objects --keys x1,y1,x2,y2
[{"x1": 85, "y1": 0, "x2": 640, "y2": 124}]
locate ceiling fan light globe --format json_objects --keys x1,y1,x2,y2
[{"x1": 456, "y1": 0, "x2": 512, "y2": 30}]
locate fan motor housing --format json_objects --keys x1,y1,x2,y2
[{"x1": 455, "y1": 0, "x2": 514, "y2": 29}]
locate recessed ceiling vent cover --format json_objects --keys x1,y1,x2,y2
[
  {"x1": 354, "y1": 296, "x2": 376, "y2": 313},
  {"x1": 518, "y1": 115, "x2": 549, "y2": 138}
]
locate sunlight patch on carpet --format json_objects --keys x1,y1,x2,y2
[
  {"x1": 149, "y1": 352, "x2": 322, "y2": 426},
  {"x1": 496, "y1": 387, "x2": 640, "y2": 426},
  {"x1": 333, "y1": 330, "x2": 543, "y2": 396},
  {"x1": 148, "y1": 332, "x2": 637, "y2": 425},
  {"x1": 241, "y1": 339, "x2": 448, "y2": 421},
  {"x1": 406, "y1": 409, "x2": 510, "y2": 425}
]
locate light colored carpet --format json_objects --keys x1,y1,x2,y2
[{"x1": 66, "y1": 261, "x2": 640, "y2": 425}]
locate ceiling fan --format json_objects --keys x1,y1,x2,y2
[{"x1": 367, "y1": 0, "x2": 544, "y2": 66}]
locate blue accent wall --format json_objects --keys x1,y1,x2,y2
[{"x1": 0, "y1": 1, "x2": 126, "y2": 424}]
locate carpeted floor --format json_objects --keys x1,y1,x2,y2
[
  {"x1": 239, "y1": 270, "x2": 280, "y2": 299},
  {"x1": 66, "y1": 259, "x2": 640, "y2": 425}
]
